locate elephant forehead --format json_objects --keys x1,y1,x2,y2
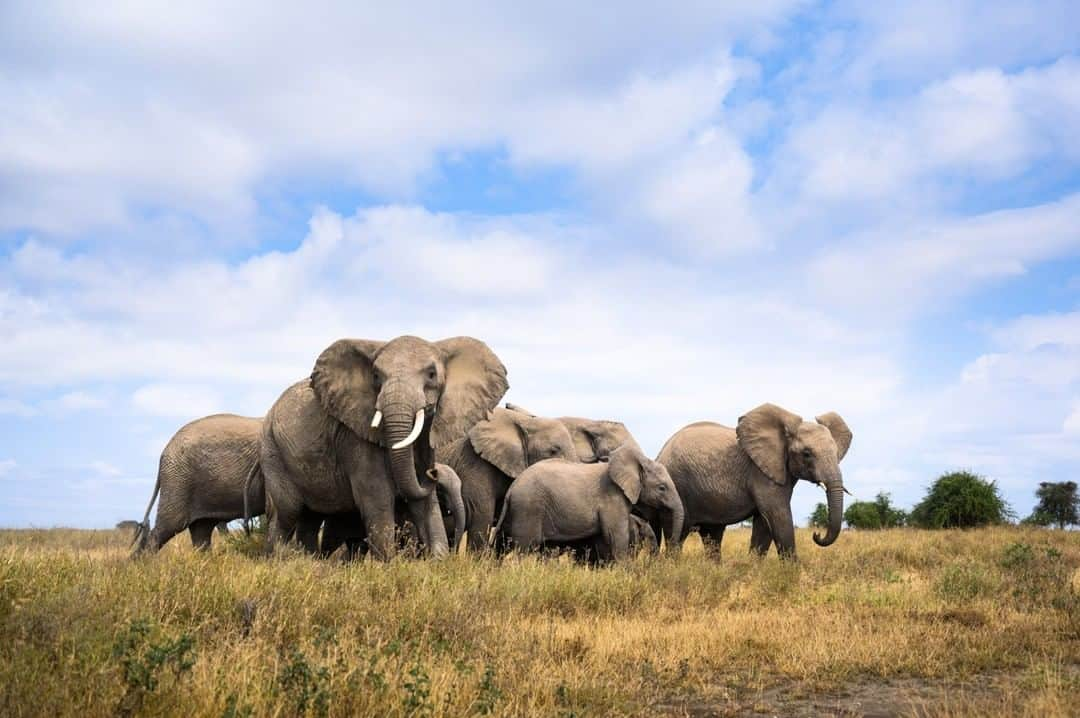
[
  {"x1": 796, "y1": 423, "x2": 835, "y2": 450},
  {"x1": 375, "y1": 336, "x2": 439, "y2": 369}
]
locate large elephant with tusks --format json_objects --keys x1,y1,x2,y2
[{"x1": 260, "y1": 335, "x2": 507, "y2": 559}]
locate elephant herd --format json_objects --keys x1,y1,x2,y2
[{"x1": 133, "y1": 335, "x2": 853, "y2": 563}]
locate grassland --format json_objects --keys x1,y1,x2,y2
[{"x1": 0, "y1": 526, "x2": 1077, "y2": 717}]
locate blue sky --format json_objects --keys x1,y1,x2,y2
[{"x1": 2, "y1": 2, "x2": 1079, "y2": 528}]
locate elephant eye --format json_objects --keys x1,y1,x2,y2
[
  {"x1": 802, "y1": 448, "x2": 812, "y2": 459},
  {"x1": 426, "y1": 367, "x2": 437, "y2": 381}
]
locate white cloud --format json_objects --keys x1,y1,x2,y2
[
  {"x1": 45, "y1": 391, "x2": 108, "y2": 412},
  {"x1": 808, "y1": 193, "x2": 1080, "y2": 316},
  {"x1": 88, "y1": 460, "x2": 121, "y2": 477},
  {"x1": 1064, "y1": 403, "x2": 1080, "y2": 435},
  {"x1": 0, "y1": 398, "x2": 36, "y2": 416},
  {"x1": 0, "y1": 3, "x2": 798, "y2": 244},
  {"x1": 775, "y1": 58, "x2": 1080, "y2": 205},
  {"x1": 132, "y1": 383, "x2": 224, "y2": 419}
]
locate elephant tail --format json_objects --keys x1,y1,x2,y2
[
  {"x1": 490, "y1": 499, "x2": 511, "y2": 549},
  {"x1": 131, "y1": 460, "x2": 163, "y2": 554},
  {"x1": 242, "y1": 458, "x2": 260, "y2": 536}
]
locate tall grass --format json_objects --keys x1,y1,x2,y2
[{"x1": 0, "y1": 527, "x2": 1077, "y2": 716}]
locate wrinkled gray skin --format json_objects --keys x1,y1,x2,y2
[
  {"x1": 655, "y1": 403, "x2": 852, "y2": 560},
  {"x1": 319, "y1": 464, "x2": 466, "y2": 559},
  {"x1": 504, "y1": 403, "x2": 633, "y2": 463},
  {"x1": 260, "y1": 336, "x2": 506, "y2": 559},
  {"x1": 132, "y1": 414, "x2": 266, "y2": 555},
  {"x1": 556, "y1": 514, "x2": 658, "y2": 566},
  {"x1": 437, "y1": 407, "x2": 578, "y2": 552},
  {"x1": 494, "y1": 443, "x2": 684, "y2": 561}
]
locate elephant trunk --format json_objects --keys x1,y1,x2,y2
[
  {"x1": 382, "y1": 391, "x2": 433, "y2": 502},
  {"x1": 665, "y1": 498, "x2": 684, "y2": 552},
  {"x1": 813, "y1": 475, "x2": 844, "y2": 547},
  {"x1": 434, "y1": 469, "x2": 466, "y2": 552}
]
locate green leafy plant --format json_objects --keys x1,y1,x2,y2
[
  {"x1": 844, "y1": 492, "x2": 907, "y2": 529},
  {"x1": 112, "y1": 619, "x2": 196, "y2": 716},
  {"x1": 1024, "y1": 481, "x2": 1079, "y2": 529},
  {"x1": 911, "y1": 471, "x2": 1013, "y2": 528},
  {"x1": 277, "y1": 649, "x2": 331, "y2": 717}
]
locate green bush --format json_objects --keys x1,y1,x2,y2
[
  {"x1": 808, "y1": 503, "x2": 829, "y2": 528},
  {"x1": 910, "y1": 471, "x2": 1013, "y2": 529},
  {"x1": 1024, "y1": 481, "x2": 1079, "y2": 529},
  {"x1": 844, "y1": 492, "x2": 907, "y2": 529}
]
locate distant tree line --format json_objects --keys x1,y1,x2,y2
[{"x1": 808, "y1": 472, "x2": 1079, "y2": 530}]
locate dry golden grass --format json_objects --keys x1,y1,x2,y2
[{"x1": 0, "y1": 526, "x2": 1077, "y2": 717}]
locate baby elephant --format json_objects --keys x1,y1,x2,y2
[
  {"x1": 559, "y1": 514, "x2": 658, "y2": 566},
  {"x1": 494, "y1": 443, "x2": 684, "y2": 561}
]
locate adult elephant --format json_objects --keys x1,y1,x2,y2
[
  {"x1": 504, "y1": 403, "x2": 633, "y2": 463},
  {"x1": 656, "y1": 403, "x2": 852, "y2": 559},
  {"x1": 260, "y1": 335, "x2": 507, "y2": 559},
  {"x1": 437, "y1": 407, "x2": 577, "y2": 552},
  {"x1": 132, "y1": 414, "x2": 265, "y2": 555}
]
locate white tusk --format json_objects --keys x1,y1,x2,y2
[
  {"x1": 391, "y1": 408, "x2": 425, "y2": 450},
  {"x1": 370, "y1": 410, "x2": 383, "y2": 429}
]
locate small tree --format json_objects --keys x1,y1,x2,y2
[
  {"x1": 808, "y1": 503, "x2": 829, "y2": 528},
  {"x1": 1025, "y1": 481, "x2": 1079, "y2": 529},
  {"x1": 910, "y1": 471, "x2": 1013, "y2": 529},
  {"x1": 843, "y1": 492, "x2": 907, "y2": 529}
]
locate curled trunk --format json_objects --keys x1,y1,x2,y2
[
  {"x1": 813, "y1": 480, "x2": 844, "y2": 547},
  {"x1": 384, "y1": 403, "x2": 433, "y2": 502}
]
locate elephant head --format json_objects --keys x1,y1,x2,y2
[
  {"x1": 504, "y1": 403, "x2": 633, "y2": 463},
  {"x1": 608, "y1": 442, "x2": 684, "y2": 542},
  {"x1": 311, "y1": 336, "x2": 508, "y2": 503},
  {"x1": 736, "y1": 403, "x2": 852, "y2": 548},
  {"x1": 468, "y1": 407, "x2": 577, "y2": 478},
  {"x1": 629, "y1": 514, "x2": 658, "y2": 555}
]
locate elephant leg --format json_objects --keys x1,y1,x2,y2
[
  {"x1": 188, "y1": 518, "x2": 217, "y2": 550},
  {"x1": 295, "y1": 511, "x2": 323, "y2": 555},
  {"x1": 600, "y1": 512, "x2": 631, "y2": 562},
  {"x1": 260, "y1": 442, "x2": 302, "y2": 555},
  {"x1": 466, "y1": 498, "x2": 495, "y2": 554},
  {"x1": 760, "y1": 507, "x2": 796, "y2": 559},
  {"x1": 749, "y1": 514, "x2": 773, "y2": 556},
  {"x1": 406, "y1": 492, "x2": 449, "y2": 559},
  {"x1": 699, "y1": 524, "x2": 726, "y2": 560},
  {"x1": 144, "y1": 517, "x2": 184, "y2": 554}
]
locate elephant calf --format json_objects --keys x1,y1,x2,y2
[
  {"x1": 494, "y1": 443, "x2": 683, "y2": 561},
  {"x1": 133, "y1": 414, "x2": 265, "y2": 555},
  {"x1": 555, "y1": 514, "x2": 658, "y2": 566}
]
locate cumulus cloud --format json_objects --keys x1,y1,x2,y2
[
  {"x1": 132, "y1": 383, "x2": 224, "y2": 419},
  {"x1": 808, "y1": 193, "x2": 1080, "y2": 316}
]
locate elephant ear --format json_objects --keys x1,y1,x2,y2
[
  {"x1": 310, "y1": 339, "x2": 385, "y2": 443},
  {"x1": 607, "y1": 444, "x2": 643, "y2": 504},
  {"x1": 736, "y1": 403, "x2": 802, "y2": 485},
  {"x1": 468, "y1": 409, "x2": 527, "y2": 478},
  {"x1": 432, "y1": 337, "x2": 509, "y2": 449},
  {"x1": 560, "y1": 420, "x2": 599, "y2": 463},
  {"x1": 816, "y1": 412, "x2": 853, "y2": 462},
  {"x1": 504, "y1": 402, "x2": 537, "y2": 417}
]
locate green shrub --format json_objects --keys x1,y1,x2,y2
[
  {"x1": 808, "y1": 503, "x2": 829, "y2": 528},
  {"x1": 844, "y1": 492, "x2": 908, "y2": 529},
  {"x1": 911, "y1": 471, "x2": 1013, "y2": 529},
  {"x1": 1024, "y1": 481, "x2": 1079, "y2": 529}
]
